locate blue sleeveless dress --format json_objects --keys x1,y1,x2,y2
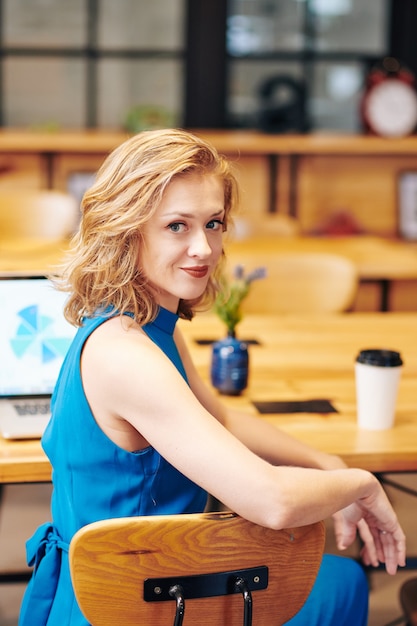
[
  {"x1": 19, "y1": 307, "x2": 207, "y2": 625},
  {"x1": 19, "y1": 306, "x2": 369, "y2": 625}
]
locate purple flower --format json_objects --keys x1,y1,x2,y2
[
  {"x1": 233, "y1": 264, "x2": 245, "y2": 280},
  {"x1": 245, "y1": 267, "x2": 267, "y2": 284},
  {"x1": 214, "y1": 264, "x2": 267, "y2": 334}
]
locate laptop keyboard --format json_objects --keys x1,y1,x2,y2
[{"x1": 12, "y1": 400, "x2": 50, "y2": 416}]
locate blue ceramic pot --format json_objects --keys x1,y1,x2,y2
[{"x1": 210, "y1": 334, "x2": 249, "y2": 395}]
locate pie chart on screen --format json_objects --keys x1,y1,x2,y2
[{"x1": 10, "y1": 305, "x2": 72, "y2": 363}]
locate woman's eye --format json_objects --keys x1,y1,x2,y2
[
  {"x1": 206, "y1": 219, "x2": 224, "y2": 231},
  {"x1": 168, "y1": 222, "x2": 186, "y2": 233}
]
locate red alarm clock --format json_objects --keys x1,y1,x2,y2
[{"x1": 361, "y1": 57, "x2": 417, "y2": 137}]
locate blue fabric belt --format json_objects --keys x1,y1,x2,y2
[{"x1": 19, "y1": 522, "x2": 69, "y2": 626}]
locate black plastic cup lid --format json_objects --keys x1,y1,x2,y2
[{"x1": 356, "y1": 349, "x2": 403, "y2": 367}]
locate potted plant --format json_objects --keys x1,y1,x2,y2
[{"x1": 211, "y1": 264, "x2": 266, "y2": 395}]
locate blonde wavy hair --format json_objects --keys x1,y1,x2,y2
[{"x1": 55, "y1": 128, "x2": 239, "y2": 326}]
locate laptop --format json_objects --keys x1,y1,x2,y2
[{"x1": 0, "y1": 276, "x2": 76, "y2": 439}]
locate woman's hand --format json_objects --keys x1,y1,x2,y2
[{"x1": 332, "y1": 488, "x2": 406, "y2": 575}]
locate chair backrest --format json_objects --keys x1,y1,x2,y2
[
  {"x1": 69, "y1": 511, "x2": 325, "y2": 626},
  {"x1": 226, "y1": 251, "x2": 358, "y2": 314},
  {"x1": 0, "y1": 189, "x2": 79, "y2": 241}
]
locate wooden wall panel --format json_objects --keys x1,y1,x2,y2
[
  {"x1": 390, "y1": 280, "x2": 417, "y2": 310},
  {"x1": 296, "y1": 155, "x2": 417, "y2": 236},
  {"x1": 52, "y1": 154, "x2": 107, "y2": 191},
  {"x1": 0, "y1": 154, "x2": 44, "y2": 189},
  {"x1": 227, "y1": 154, "x2": 270, "y2": 218},
  {"x1": 352, "y1": 282, "x2": 385, "y2": 312},
  {"x1": 54, "y1": 152, "x2": 271, "y2": 220}
]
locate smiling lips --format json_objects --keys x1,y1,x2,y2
[{"x1": 181, "y1": 266, "x2": 209, "y2": 278}]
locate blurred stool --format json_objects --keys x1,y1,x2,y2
[
  {"x1": 0, "y1": 189, "x2": 79, "y2": 242},
  {"x1": 400, "y1": 577, "x2": 417, "y2": 625}
]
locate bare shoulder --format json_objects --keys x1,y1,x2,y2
[
  {"x1": 89, "y1": 313, "x2": 144, "y2": 339},
  {"x1": 80, "y1": 314, "x2": 172, "y2": 446},
  {"x1": 82, "y1": 314, "x2": 160, "y2": 379},
  {"x1": 85, "y1": 314, "x2": 148, "y2": 349},
  {"x1": 81, "y1": 315, "x2": 160, "y2": 450}
]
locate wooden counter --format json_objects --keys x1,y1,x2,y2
[
  {"x1": 0, "y1": 130, "x2": 417, "y2": 237},
  {"x1": 1, "y1": 128, "x2": 417, "y2": 156}
]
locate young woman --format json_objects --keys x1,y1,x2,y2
[{"x1": 19, "y1": 129, "x2": 405, "y2": 625}]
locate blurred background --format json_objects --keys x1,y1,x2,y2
[
  {"x1": 0, "y1": 0, "x2": 414, "y2": 133},
  {"x1": 1, "y1": 3, "x2": 417, "y2": 625}
]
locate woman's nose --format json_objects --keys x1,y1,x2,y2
[{"x1": 188, "y1": 230, "x2": 211, "y2": 257}]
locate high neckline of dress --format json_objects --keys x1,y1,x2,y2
[{"x1": 150, "y1": 306, "x2": 179, "y2": 335}]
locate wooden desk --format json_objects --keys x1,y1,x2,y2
[
  {"x1": 179, "y1": 312, "x2": 417, "y2": 473},
  {"x1": 0, "y1": 239, "x2": 69, "y2": 276},
  {"x1": 227, "y1": 235, "x2": 417, "y2": 311},
  {"x1": 1, "y1": 312, "x2": 416, "y2": 483}
]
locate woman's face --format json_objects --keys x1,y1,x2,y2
[{"x1": 140, "y1": 173, "x2": 225, "y2": 312}]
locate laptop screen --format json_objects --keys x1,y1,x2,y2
[{"x1": 0, "y1": 277, "x2": 76, "y2": 397}]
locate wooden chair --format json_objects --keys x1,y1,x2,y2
[
  {"x1": 0, "y1": 189, "x2": 79, "y2": 241},
  {"x1": 226, "y1": 251, "x2": 358, "y2": 314},
  {"x1": 69, "y1": 511, "x2": 325, "y2": 626}
]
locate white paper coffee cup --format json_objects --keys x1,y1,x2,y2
[{"x1": 355, "y1": 349, "x2": 403, "y2": 430}]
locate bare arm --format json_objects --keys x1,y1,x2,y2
[
  {"x1": 82, "y1": 318, "x2": 405, "y2": 574},
  {"x1": 176, "y1": 325, "x2": 406, "y2": 573},
  {"x1": 176, "y1": 327, "x2": 347, "y2": 471}
]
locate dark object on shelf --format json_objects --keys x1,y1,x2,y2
[{"x1": 257, "y1": 75, "x2": 309, "y2": 134}]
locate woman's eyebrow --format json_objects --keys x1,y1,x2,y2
[{"x1": 164, "y1": 208, "x2": 225, "y2": 219}]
